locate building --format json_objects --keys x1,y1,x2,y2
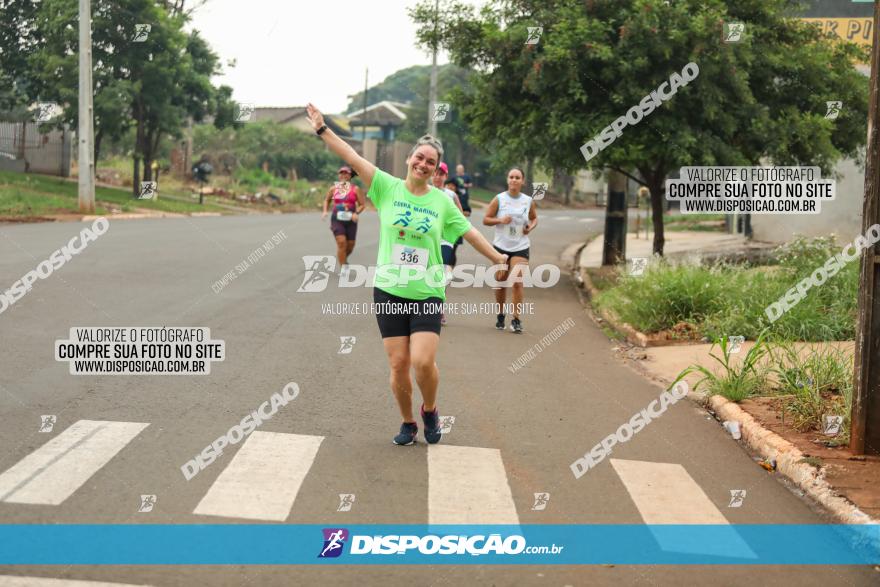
[{"x1": 750, "y1": 0, "x2": 873, "y2": 242}]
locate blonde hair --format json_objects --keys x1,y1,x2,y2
[{"x1": 408, "y1": 135, "x2": 444, "y2": 161}]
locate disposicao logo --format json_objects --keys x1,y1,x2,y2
[{"x1": 318, "y1": 528, "x2": 349, "y2": 558}]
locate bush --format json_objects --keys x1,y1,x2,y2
[{"x1": 594, "y1": 236, "x2": 859, "y2": 342}]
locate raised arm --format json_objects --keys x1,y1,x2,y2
[{"x1": 306, "y1": 103, "x2": 377, "y2": 189}]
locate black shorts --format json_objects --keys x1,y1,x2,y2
[
  {"x1": 493, "y1": 245, "x2": 529, "y2": 261},
  {"x1": 441, "y1": 244, "x2": 456, "y2": 266},
  {"x1": 331, "y1": 218, "x2": 357, "y2": 240},
  {"x1": 373, "y1": 287, "x2": 442, "y2": 338}
]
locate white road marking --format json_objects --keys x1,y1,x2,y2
[
  {"x1": 0, "y1": 420, "x2": 148, "y2": 505},
  {"x1": 578, "y1": 218, "x2": 597, "y2": 223},
  {"x1": 554, "y1": 216, "x2": 573, "y2": 221},
  {"x1": 610, "y1": 459, "x2": 756, "y2": 558},
  {"x1": 428, "y1": 445, "x2": 519, "y2": 524},
  {"x1": 0, "y1": 577, "x2": 151, "y2": 587},
  {"x1": 193, "y1": 431, "x2": 323, "y2": 521}
]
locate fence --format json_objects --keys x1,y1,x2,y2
[{"x1": 0, "y1": 121, "x2": 72, "y2": 176}]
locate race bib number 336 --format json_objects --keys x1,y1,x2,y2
[{"x1": 392, "y1": 243, "x2": 429, "y2": 267}]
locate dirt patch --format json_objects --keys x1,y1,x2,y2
[
  {"x1": 0, "y1": 215, "x2": 57, "y2": 224},
  {"x1": 737, "y1": 397, "x2": 880, "y2": 519}
]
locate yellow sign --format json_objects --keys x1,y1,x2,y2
[{"x1": 800, "y1": 18, "x2": 873, "y2": 46}]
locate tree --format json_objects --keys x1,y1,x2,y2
[
  {"x1": 411, "y1": 0, "x2": 868, "y2": 254},
  {"x1": 0, "y1": 0, "x2": 41, "y2": 116},
  {"x1": 20, "y1": 0, "x2": 233, "y2": 195}
]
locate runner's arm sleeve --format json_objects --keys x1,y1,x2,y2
[
  {"x1": 367, "y1": 169, "x2": 393, "y2": 209},
  {"x1": 441, "y1": 200, "x2": 472, "y2": 245}
]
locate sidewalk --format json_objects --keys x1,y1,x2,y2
[
  {"x1": 627, "y1": 341, "x2": 880, "y2": 521},
  {"x1": 578, "y1": 230, "x2": 749, "y2": 269}
]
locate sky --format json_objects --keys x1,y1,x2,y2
[{"x1": 189, "y1": 0, "x2": 475, "y2": 114}]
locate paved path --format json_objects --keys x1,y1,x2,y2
[{"x1": 0, "y1": 208, "x2": 874, "y2": 585}]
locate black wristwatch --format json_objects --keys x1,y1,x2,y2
[{"x1": 316, "y1": 124, "x2": 328, "y2": 136}]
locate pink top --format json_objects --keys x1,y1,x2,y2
[{"x1": 332, "y1": 182, "x2": 358, "y2": 220}]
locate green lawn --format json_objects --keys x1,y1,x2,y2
[
  {"x1": 468, "y1": 186, "x2": 497, "y2": 204},
  {"x1": 0, "y1": 170, "x2": 226, "y2": 217}
]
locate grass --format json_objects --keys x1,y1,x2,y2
[
  {"x1": 593, "y1": 236, "x2": 859, "y2": 342},
  {"x1": 675, "y1": 336, "x2": 854, "y2": 440},
  {"x1": 767, "y1": 341, "x2": 853, "y2": 440},
  {"x1": 469, "y1": 186, "x2": 496, "y2": 204},
  {"x1": 0, "y1": 170, "x2": 226, "y2": 217},
  {"x1": 674, "y1": 331, "x2": 770, "y2": 402},
  {"x1": 664, "y1": 213, "x2": 726, "y2": 232}
]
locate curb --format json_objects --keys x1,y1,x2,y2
[
  {"x1": 567, "y1": 238, "x2": 880, "y2": 528},
  {"x1": 708, "y1": 394, "x2": 878, "y2": 526}
]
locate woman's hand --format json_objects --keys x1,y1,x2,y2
[
  {"x1": 306, "y1": 103, "x2": 325, "y2": 132},
  {"x1": 352, "y1": 212, "x2": 359, "y2": 223},
  {"x1": 523, "y1": 223, "x2": 532, "y2": 235},
  {"x1": 321, "y1": 211, "x2": 328, "y2": 220},
  {"x1": 500, "y1": 215, "x2": 513, "y2": 225},
  {"x1": 495, "y1": 253, "x2": 509, "y2": 268}
]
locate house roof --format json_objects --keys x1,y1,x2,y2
[
  {"x1": 251, "y1": 106, "x2": 352, "y2": 137},
  {"x1": 346, "y1": 101, "x2": 409, "y2": 126}
]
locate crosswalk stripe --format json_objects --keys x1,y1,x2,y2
[
  {"x1": 0, "y1": 420, "x2": 148, "y2": 505},
  {"x1": 610, "y1": 459, "x2": 756, "y2": 558},
  {"x1": 0, "y1": 576, "x2": 151, "y2": 586},
  {"x1": 428, "y1": 445, "x2": 519, "y2": 524},
  {"x1": 610, "y1": 458, "x2": 727, "y2": 524},
  {"x1": 193, "y1": 431, "x2": 323, "y2": 521}
]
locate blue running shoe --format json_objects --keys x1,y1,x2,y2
[
  {"x1": 421, "y1": 405, "x2": 442, "y2": 444},
  {"x1": 393, "y1": 422, "x2": 418, "y2": 446}
]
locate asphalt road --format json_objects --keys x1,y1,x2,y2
[{"x1": 0, "y1": 208, "x2": 876, "y2": 586}]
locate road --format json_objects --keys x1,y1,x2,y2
[{"x1": 0, "y1": 208, "x2": 875, "y2": 586}]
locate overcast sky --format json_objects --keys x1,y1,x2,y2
[{"x1": 190, "y1": 0, "x2": 476, "y2": 114}]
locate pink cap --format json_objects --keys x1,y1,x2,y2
[{"x1": 438, "y1": 162, "x2": 448, "y2": 174}]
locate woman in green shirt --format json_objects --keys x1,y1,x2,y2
[{"x1": 307, "y1": 103, "x2": 507, "y2": 446}]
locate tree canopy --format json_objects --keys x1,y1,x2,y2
[{"x1": 410, "y1": 0, "x2": 869, "y2": 254}]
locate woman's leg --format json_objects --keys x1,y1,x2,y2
[
  {"x1": 509, "y1": 256, "x2": 529, "y2": 319},
  {"x1": 494, "y1": 265, "x2": 508, "y2": 308},
  {"x1": 334, "y1": 234, "x2": 348, "y2": 266},
  {"x1": 382, "y1": 336, "x2": 414, "y2": 422},
  {"x1": 409, "y1": 331, "x2": 440, "y2": 411},
  {"x1": 346, "y1": 239, "x2": 356, "y2": 256}
]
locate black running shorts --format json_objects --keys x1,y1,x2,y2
[
  {"x1": 373, "y1": 287, "x2": 443, "y2": 338},
  {"x1": 493, "y1": 244, "x2": 530, "y2": 261}
]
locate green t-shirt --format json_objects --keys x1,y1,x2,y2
[{"x1": 368, "y1": 169, "x2": 472, "y2": 301}]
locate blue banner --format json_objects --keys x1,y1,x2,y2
[{"x1": 0, "y1": 525, "x2": 877, "y2": 565}]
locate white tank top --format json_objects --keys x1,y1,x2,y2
[{"x1": 493, "y1": 191, "x2": 532, "y2": 252}]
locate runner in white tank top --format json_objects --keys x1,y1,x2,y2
[{"x1": 483, "y1": 167, "x2": 538, "y2": 333}]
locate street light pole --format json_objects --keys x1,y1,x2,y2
[
  {"x1": 852, "y1": 1, "x2": 880, "y2": 456},
  {"x1": 77, "y1": 0, "x2": 95, "y2": 213},
  {"x1": 427, "y1": 0, "x2": 439, "y2": 136}
]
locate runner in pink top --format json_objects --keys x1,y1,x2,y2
[{"x1": 322, "y1": 165, "x2": 365, "y2": 272}]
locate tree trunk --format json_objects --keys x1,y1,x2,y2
[
  {"x1": 133, "y1": 156, "x2": 141, "y2": 197},
  {"x1": 94, "y1": 128, "x2": 103, "y2": 167},
  {"x1": 647, "y1": 177, "x2": 666, "y2": 256},
  {"x1": 525, "y1": 158, "x2": 534, "y2": 198}
]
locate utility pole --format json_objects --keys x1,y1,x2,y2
[
  {"x1": 362, "y1": 68, "x2": 368, "y2": 142},
  {"x1": 852, "y1": 1, "x2": 880, "y2": 456},
  {"x1": 602, "y1": 169, "x2": 628, "y2": 265},
  {"x1": 427, "y1": 0, "x2": 439, "y2": 136},
  {"x1": 77, "y1": 0, "x2": 95, "y2": 213}
]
